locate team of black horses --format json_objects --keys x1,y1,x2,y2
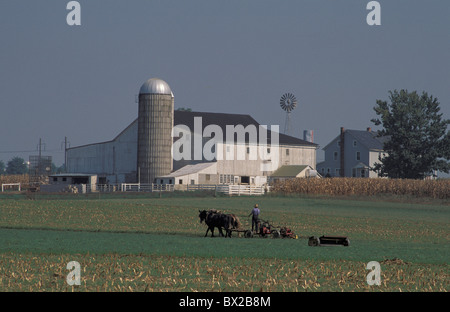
[{"x1": 198, "y1": 209, "x2": 241, "y2": 238}]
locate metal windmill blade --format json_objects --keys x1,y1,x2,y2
[{"x1": 280, "y1": 93, "x2": 297, "y2": 112}]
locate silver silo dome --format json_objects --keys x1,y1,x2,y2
[{"x1": 137, "y1": 78, "x2": 174, "y2": 184}]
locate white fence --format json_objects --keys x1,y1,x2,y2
[
  {"x1": 1, "y1": 183, "x2": 21, "y2": 192},
  {"x1": 186, "y1": 184, "x2": 268, "y2": 196},
  {"x1": 120, "y1": 183, "x2": 174, "y2": 192},
  {"x1": 26, "y1": 182, "x2": 266, "y2": 195},
  {"x1": 220, "y1": 185, "x2": 267, "y2": 196},
  {"x1": 82, "y1": 183, "x2": 174, "y2": 193}
]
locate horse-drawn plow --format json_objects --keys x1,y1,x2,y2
[
  {"x1": 199, "y1": 209, "x2": 298, "y2": 239},
  {"x1": 237, "y1": 219, "x2": 298, "y2": 239}
]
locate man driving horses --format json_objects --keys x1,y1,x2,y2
[{"x1": 248, "y1": 204, "x2": 260, "y2": 232}]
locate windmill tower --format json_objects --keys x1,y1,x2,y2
[{"x1": 280, "y1": 93, "x2": 297, "y2": 136}]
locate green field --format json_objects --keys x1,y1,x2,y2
[{"x1": 0, "y1": 192, "x2": 448, "y2": 291}]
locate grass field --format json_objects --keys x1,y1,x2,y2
[{"x1": 0, "y1": 192, "x2": 448, "y2": 292}]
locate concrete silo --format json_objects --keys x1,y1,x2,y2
[{"x1": 137, "y1": 78, "x2": 174, "y2": 183}]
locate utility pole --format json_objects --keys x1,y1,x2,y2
[
  {"x1": 64, "y1": 136, "x2": 68, "y2": 172},
  {"x1": 38, "y1": 138, "x2": 42, "y2": 174}
]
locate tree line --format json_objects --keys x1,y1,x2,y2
[{"x1": 0, "y1": 157, "x2": 65, "y2": 175}]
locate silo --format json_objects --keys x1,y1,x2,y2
[
  {"x1": 137, "y1": 78, "x2": 174, "y2": 184},
  {"x1": 303, "y1": 130, "x2": 314, "y2": 143}
]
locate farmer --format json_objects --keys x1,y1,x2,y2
[{"x1": 248, "y1": 204, "x2": 260, "y2": 232}]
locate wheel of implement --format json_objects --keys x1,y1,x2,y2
[
  {"x1": 344, "y1": 238, "x2": 350, "y2": 247},
  {"x1": 308, "y1": 236, "x2": 320, "y2": 246},
  {"x1": 272, "y1": 230, "x2": 280, "y2": 239},
  {"x1": 244, "y1": 230, "x2": 253, "y2": 238}
]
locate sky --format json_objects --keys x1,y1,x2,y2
[{"x1": 0, "y1": 0, "x2": 449, "y2": 175}]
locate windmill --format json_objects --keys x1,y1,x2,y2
[{"x1": 280, "y1": 92, "x2": 297, "y2": 136}]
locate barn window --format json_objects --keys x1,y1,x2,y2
[
  {"x1": 179, "y1": 179, "x2": 183, "y2": 184},
  {"x1": 286, "y1": 149, "x2": 289, "y2": 156}
]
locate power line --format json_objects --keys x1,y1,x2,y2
[{"x1": 0, "y1": 150, "x2": 38, "y2": 153}]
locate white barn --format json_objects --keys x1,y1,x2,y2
[{"x1": 66, "y1": 78, "x2": 318, "y2": 186}]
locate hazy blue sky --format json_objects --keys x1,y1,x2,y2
[{"x1": 1, "y1": 1, "x2": 449, "y2": 174}]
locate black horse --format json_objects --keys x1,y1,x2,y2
[
  {"x1": 198, "y1": 210, "x2": 240, "y2": 238},
  {"x1": 199, "y1": 209, "x2": 224, "y2": 237}
]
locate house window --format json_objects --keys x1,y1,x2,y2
[
  {"x1": 337, "y1": 140, "x2": 340, "y2": 147},
  {"x1": 356, "y1": 151, "x2": 361, "y2": 161},
  {"x1": 179, "y1": 179, "x2": 183, "y2": 184},
  {"x1": 62, "y1": 177, "x2": 67, "y2": 182},
  {"x1": 333, "y1": 151, "x2": 338, "y2": 160},
  {"x1": 206, "y1": 174, "x2": 210, "y2": 181},
  {"x1": 352, "y1": 169, "x2": 356, "y2": 177},
  {"x1": 226, "y1": 146, "x2": 230, "y2": 153},
  {"x1": 335, "y1": 168, "x2": 340, "y2": 176},
  {"x1": 286, "y1": 149, "x2": 289, "y2": 156},
  {"x1": 321, "y1": 168, "x2": 325, "y2": 174},
  {"x1": 246, "y1": 147, "x2": 250, "y2": 154},
  {"x1": 361, "y1": 169, "x2": 366, "y2": 178},
  {"x1": 353, "y1": 140, "x2": 357, "y2": 147}
]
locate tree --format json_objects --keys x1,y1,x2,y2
[
  {"x1": 371, "y1": 89, "x2": 450, "y2": 179},
  {"x1": 6, "y1": 157, "x2": 28, "y2": 175},
  {"x1": 0, "y1": 160, "x2": 5, "y2": 175}
]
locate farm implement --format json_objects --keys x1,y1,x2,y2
[
  {"x1": 239, "y1": 219, "x2": 298, "y2": 239},
  {"x1": 308, "y1": 235, "x2": 350, "y2": 247}
]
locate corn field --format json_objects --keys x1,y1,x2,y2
[
  {"x1": 271, "y1": 178, "x2": 450, "y2": 199},
  {"x1": 0, "y1": 174, "x2": 30, "y2": 188}
]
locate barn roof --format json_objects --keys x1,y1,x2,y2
[
  {"x1": 270, "y1": 165, "x2": 309, "y2": 177},
  {"x1": 174, "y1": 111, "x2": 317, "y2": 147},
  {"x1": 160, "y1": 162, "x2": 216, "y2": 178}
]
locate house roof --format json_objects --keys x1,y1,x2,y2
[
  {"x1": 270, "y1": 165, "x2": 309, "y2": 177},
  {"x1": 322, "y1": 129, "x2": 389, "y2": 151},
  {"x1": 160, "y1": 162, "x2": 216, "y2": 178},
  {"x1": 347, "y1": 130, "x2": 388, "y2": 151},
  {"x1": 352, "y1": 162, "x2": 369, "y2": 169}
]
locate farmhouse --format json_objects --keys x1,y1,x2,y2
[
  {"x1": 316, "y1": 127, "x2": 389, "y2": 178},
  {"x1": 66, "y1": 78, "x2": 318, "y2": 186}
]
